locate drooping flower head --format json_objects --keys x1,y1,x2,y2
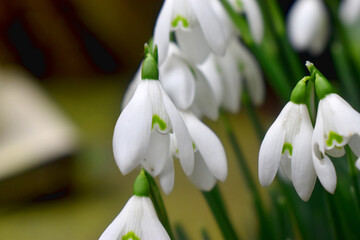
[
  {"x1": 287, "y1": 0, "x2": 330, "y2": 55},
  {"x1": 259, "y1": 78, "x2": 316, "y2": 201},
  {"x1": 113, "y1": 44, "x2": 194, "y2": 180},
  {"x1": 154, "y1": 0, "x2": 227, "y2": 64},
  {"x1": 99, "y1": 171, "x2": 170, "y2": 240},
  {"x1": 307, "y1": 62, "x2": 360, "y2": 193}
]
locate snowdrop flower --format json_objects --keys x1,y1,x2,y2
[
  {"x1": 259, "y1": 79, "x2": 316, "y2": 201},
  {"x1": 227, "y1": 0, "x2": 264, "y2": 43},
  {"x1": 163, "y1": 111, "x2": 227, "y2": 192},
  {"x1": 199, "y1": 39, "x2": 265, "y2": 113},
  {"x1": 287, "y1": 0, "x2": 330, "y2": 55},
  {"x1": 311, "y1": 71, "x2": 360, "y2": 193},
  {"x1": 99, "y1": 171, "x2": 170, "y2": 240},
  {"x1": 339, "y1": 0, "x2": 360, "y2": 25},
  {"x1": 154, "y1": 0, "x2": 227, "y2": 64},
  {"x1": 113, "y1": 45, "x2": 194, "y2": 178}
]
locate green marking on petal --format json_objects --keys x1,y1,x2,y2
[
  {"x1": 152, "y1": 115, "x2": 167, "y2": 131},
  {"x1": 326, "y1": 131, "x2": 343, "y2": 147},
  {"x1": 171, "y1": 15, "x2": 189, "y2": 28},
  {"x1": 122, "y1": 231, "x2": 140, "y2": 240},
  {"x1": 282, "y1": 143, "x2": 293, "y2": 156},
  {"x1": 192, "y1": 142, "x2": 196, "y2": 150}
]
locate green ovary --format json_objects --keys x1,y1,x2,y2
[
  {"x1": 282, "y1": 143, "x2": 293, "y2": 156},
  {"x1": 122, "y1": 231, "x2": 140, "y2": 240},
  {"x1": 171, "y1": 15, "x2": 189, "y2": 28},
  {"x1": 152, "y1": 115, "x2": 167, "y2": 131},
  {"x1": 326, "y1": 131, "x2": 343, "y2": 147}
]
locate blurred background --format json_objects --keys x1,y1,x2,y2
[{"x1": 0, "y1": 0, "x2": 339, "y2": 239}]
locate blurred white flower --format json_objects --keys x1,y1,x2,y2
[
  {"x1": 99, "y1": 196, "x2": 170, "y2": 240},
  {"x1": 199, "y1": 39, "x2": 265, "y2": 113},
  {"x1": 339, "y1": 0, "x2": 360, "y2": 25},
  {"x1": 312, "y1": 93, "x2": 360, "y2": 193},
  {"x1": 259, "y1": 97, "x2": 316, "y2": 201},
  {"x1": 287, "y1": 0, "x2": 330, "y2": 55},
  {"x1": 154, "y1": 0, "x2": 227, "y2": 64},
  {"x1": 228, "y1": 0, "x2": 264, "y2": 43}
]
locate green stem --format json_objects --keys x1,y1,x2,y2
[
  {"x1": 260, "y1": 0, "x2": 305, "y2": 83},
  {"x1": 220, "y1": 110, "x2": 275, "y2": 240},
  {"x1": 220, "y1": 0, "x2": 292, "y2": 102},
  {"x1": 144, "y1": 171, "x2": 175, "y2": 239},
  {"x1": 242, "y1": 91, "x2": 265, "y2": 141},
  {"x1": 324, "y1": 0, "x2": 360, "y2": 82},
  {"x1": 324, "y1": 191, "x2": 346, "y2": 239},
  {"x1": 345, "y1": 146, "x2": 360, "y2": 213},
  {"x1": 202, "y1": 185, "x2": 239, "y2": 240},
  {"x1": 330, "y1": 41, "x2": 360, "y2": 110}
]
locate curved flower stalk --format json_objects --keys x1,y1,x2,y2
[
  {"x1": 154, "y1": 0, "x2": 227, "y2": 64},
  {"x1": 339, "y1": 0, "x2": 360, "y2": 25},
  {"x1": 311, "y1": 73, "x2": 360, "y2": 193},
  {"x1": 259, "y1": 79, "x2": 316, "y2": 201},
  {"x1": 227, "y1": 0, "x2": 264, "y2": 43},
  {"x1": 113, "y1": 45, "x2": 194, "y2": 179},
  {"x1": 99, "y1": 171, "x2": 170, "y2": 240},
  {"x1": 199, "y1": 39, "x2": 265, "y2": 114},
  {"x1": 161, "y1": 111, "x2": 227, "y2": 193},
  {"x1": 287, "y1": 0, "x2": 330, "y2": 55}
]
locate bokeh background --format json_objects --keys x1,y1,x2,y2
[{"x1": 0, "y1": 0, "x2": 338, "y2": 239}]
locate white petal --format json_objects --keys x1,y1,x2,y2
[
  {"x1": 162, "y1": 91, "x2": 195, "y2": 175},
  {"x1": 349, "y1": 134, "x2": 360, "y2": 157},
  {"x1": 287, "y1": 0, "x2": 329, "y2": 55},
  {"x1": 99, "y1": 196, "x2": 142, "y2": 240},
  {"x1": 141, "y1": 198, "x2": 171, "y2": 240},
  {"x1": 312, "y1": 110, "x2": 337, "y2": 193},
  {"x1": 356, "y1": 158, "x2": 360, "y2": 170},
  {"x1": 154, "y1": 0, "x2": 174, "y2": 65},
  {"x1": 189, "y1": 0, "x2": 226, "y2": 56},
  {"x1": 210, "y1": 0, "x2": 234, "y2": 45},
  {"x1": 121, "y1": 65, "x2": 141, "y2": 110},
  {"x1": 188, "y1": 152, "x2": 217, "y2": 191},
  {"x1": 142, "y1": 131, "x2": 170, "y2": 176},
  {"x1": 339, "y1": 0, "x2": 360, "y2": 25},
  {"x1": 232, "y1": 40, "x2": 265, "y2": 106},
  {"x1": 198, "y1": 54, "x2": 224, "y2": 106},
  {"x1": 326, "y1": 146, "x2": 345, "y2": 158},
  {"x1": 258, "y1": 104, "x2": 289, "y2": 186},
  {"x1": 217, "y1": 48, "x2": 241, "y2": 113},
  {"x1": 191, "y1": 68, "x2": 219, "y2": 120},
  {"x1": 183, "y1": 112, "x2": 227, "y2": 181},
  {"x1": 160, "y1": 53, "x2": 195, "y2": 109},
  {"x1": 279, "y1": 153, "x2": 292, "y2": 181},
  {"x1": 113, "y1": 81, "x2": 152, "y2": 175},
  {"x1": 159, "y1": 156, "x2": 174, "y2": 195},
  {"x1": 175, "y1": 24, "x2": 211, "y2": 64},
  {"x1": 291, "y1": 105, "x2": 316, "y2": 201},
  {"x1": 242, "y1": 0, "x2": 264, "y2": 44}
]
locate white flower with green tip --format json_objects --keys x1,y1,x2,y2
[
  {"x1": 311, "y1": 74, "x2": 360, "y2": 193},
  {"x1": 113, "y1": 46, "x2": 194, "y2": 178},
  {"x1": 99, "y1": 172, "x2": 170, "y2": 240},
  {"x1": 154, "y1": 0, "x2": 227, "y2": 64},
  {"x1": 259, "y1": 80, "x2": 316, "y2": 201},
  {"x1": 287, "y1": 0, "x2": 329, "y2": 55}
]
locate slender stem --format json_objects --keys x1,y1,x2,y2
[
  {"x1": 242, "y1": 92, "x2": 264, "y2": 141},
  {"x1": 330, "y1": 41, "x2": 360, "y2": 110},
  {"x1": 220, "y1": 110, "x2": 275, "y2": 240},
  {"x1": 144, "y1": 171, "x2": 175, "y2": 239},
  {"x1": 202, "y1": 185, "x2": 239, "y2": 240},
  {"x1": 259, "y1": 0, "x2": 305, "y2": 83},
  {"x1": 324, "y1": 0, "x2": 360, "y2": 82},
  {"x1": 345, "y1": 146, "x2": 360, "y2": 213},
  {"x1": 220, "y1": 0, "x2": 292, "y2": 102},
  {"x1": 324, "y1": 191, "x2": 346, "y2": 239}
]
